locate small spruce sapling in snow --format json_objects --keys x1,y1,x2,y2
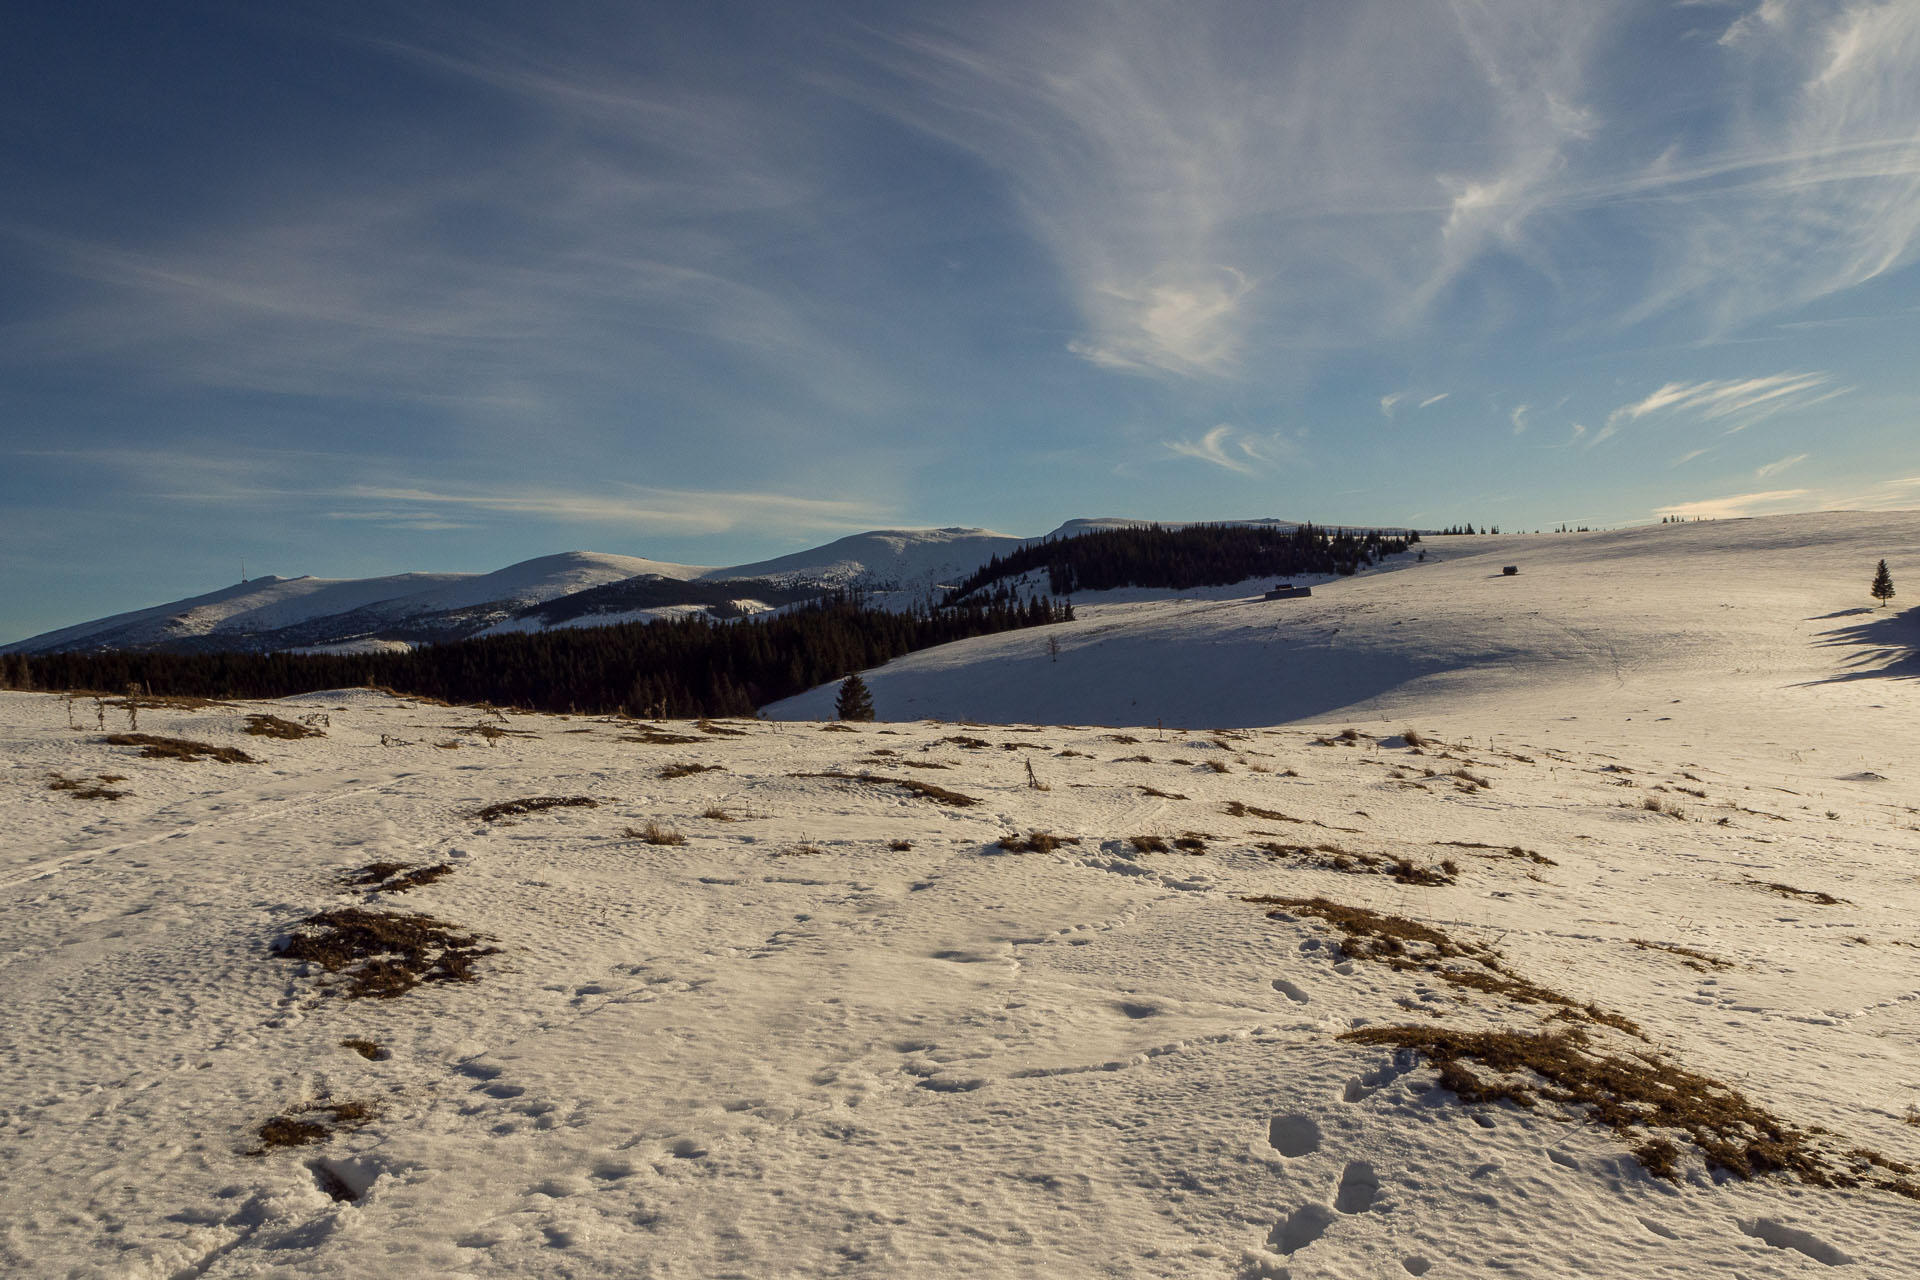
[
  {"x1": 1872, "y1": 559, "x2": 1895, "y2": 608},
  {"x1": 834, "y1": 673, "x2": 876, "y2": 722}
]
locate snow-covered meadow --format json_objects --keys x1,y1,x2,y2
[{"x1": 4, "y1": 512, "x2": 1919, "y2": 1277}]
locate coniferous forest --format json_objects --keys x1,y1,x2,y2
[
  {"x1": 5, "y1": 595, "x2": 1071, "y2": 718},
  {"x1": 944, "y1": 522, "x2": 1414, "y2": 603}
]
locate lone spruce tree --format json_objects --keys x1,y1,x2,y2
[
  {"x1": 1872, "y1": 559, "x2": 1895, "y2": 607},
  {"x1": 834, "y1": 673, "x2": 875, "y2": 722}
]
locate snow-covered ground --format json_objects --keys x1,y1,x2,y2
[{"x1": 4, "y1": 511, "x2": 1919, "y2": 1277}]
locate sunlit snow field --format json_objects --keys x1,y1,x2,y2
[{"x1": 4, "y1": 512, "x2": 1919, "y2": 1277}]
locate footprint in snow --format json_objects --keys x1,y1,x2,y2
[
  {"x1": 1267, "y1": 1114, "x2": 1321, "y2": 1159},
  {"x1": 1333, "y1": 1161, "x2": 1378, "y2": 1214},
  {"x1": 1271, "y1": 978, "x2": 1309, "y2": 1004}
]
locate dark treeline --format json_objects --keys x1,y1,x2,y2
[
  {"x1": 944, "y1": 522, "x2": 1415, "y2": 603},
  {"x1": 3, "y1": 594, "x2": 1072, "y2": 718}
]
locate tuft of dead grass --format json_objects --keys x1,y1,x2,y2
[
  {"x1": 1259, "y1": 842, "x2": 1458, "y2": 886},
  {"x1": 1436, "y1": 840, "x2": 1557, "y2": 867},
  {"x1": 244, "y1": 714, "x2": 324, "y2": 740},
  {"x1": 344, "y1": 862, "x2": 454, "y2": 894},
  {"x1": 474, "y1": 795, "x2": 597, "y2": 822},
  {"x1": 1341, "y1": 1025, "x2": 1917, "y2": 1198},
  {"x1": 792, "y1": 771, "x2": 979, "y2": 807},
  {"x1": 253, "y1": 1099, "x2": 378, "y2": 1154},
  {"x1": 1128, "y1": 835, "x2": 1170, "y2": 854},
  {"x1": 1224, "y1": 800, "x2": 1299, "y2": 822},
  {"x1": 1135, "y1": 784, "x2": 1189, "y2": 800},
  {"x1": 47, "y1": 773, "x2": 127, "y2": 800},
  {"x1": 659, "y1": 762, "x2": 723, "y2": 779},
  {"x1": 1631, "y1": 939, "x2": 1733, "y2": 972},
  {"x1": 104, "y1": 733, "x2": 256, "y2": 764},
  {"x1": 1246, "y1": 896, "x2": 1639, "y2": 1036},
  {"x1": 999, "y1": 830, "x2": 1081, "y2": 853},
  {"x1": 701, "y1": 805, "x2": 736, "y2": 822},
  {"x1": 273, "y1": 908, "x2": 498, "y2": 999},
  {"x1": 339, "y1": 1038, "x2": 387, "y2": 1061},
  {"x1": 888, "y1": 838, "x2": 914, "y2": 851},
  {"x1": 628, "y1": 821, "x2": 687, "y2": 846},
  {"x1": 1748, "y1": 879, "x2": 1846, "y2": 906},
  {"x1": 620, "y1": 729, "x2": 704, "y2": 745}
]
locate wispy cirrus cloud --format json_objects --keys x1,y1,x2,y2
[
  {"x1": 1381, "y1": 390, "x2": 1450, "y2": 419},
  {"x1": 1162, "y1": 424, "x2": 1293, "y2": 475},
  {"x1": 1756, "y1": 451, "x2": 1810, "y2": 479},
  {"x1": 1592, "y1": 371, "x2": 1848, "y2": 448},
  {"x1": 1654, "y1": 488, "x2": 1809, "y2": 520},
  {"x1": 333, "y1": 484, "x2": 883, "y2": 536}
]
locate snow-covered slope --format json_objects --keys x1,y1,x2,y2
[
  {"x1": 2, "y1": 572, "x2": 473, "y2": 653},
  {"x1": 707, "y1": 526, "x2": 1026, "y2": 595},
  {"x1": 767, "y1": 511, "x2": 1920, "y2": 733},
  {"x1": 2, "y1": 531, "x2": 1024, "y2": 654},
  {"x1": 5, "y1": 617, "x2": 1919, "y2": 1273}
]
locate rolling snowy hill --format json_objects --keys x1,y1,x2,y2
[
  {"x1": 3, "y1": 511, "x2": 1919, "y2": 1278},
  {"x1": 0, "y1": 531, "x2": 1030, "y2": 656}
]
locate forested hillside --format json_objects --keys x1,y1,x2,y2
[
  {"x1": 4, "y1": 595, "x2": 1070, "y2": 718},
  {"x1": 944, "y1": 522, "x2": 1413, "y2": 603}
]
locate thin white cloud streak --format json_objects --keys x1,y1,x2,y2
[
  {"x1": 338, "y1": 484, "x2": 883, "y2": 536},
  {"x1": 1756, "y1": 452, "x2": 1809, "y2": 478},
  {"x1": 1510, "y1": 404, "x2": 1531, "y2": 434},
  {"x1": 1654, "y1": 488, "x2": 1809, "y2": 519},
  {"x1": 1419, "y1": 393, "x2": 1450, "y2": 409},
  {"x1": 1162, "y1": 424, "x2": 1295, "y2": 475},
  {"x1": 1595, "y1": 372, "x2": 1847, "y2": 446},
  {"x1": 1380, "y1": 393, "x2": 1408, "y2": 419}
]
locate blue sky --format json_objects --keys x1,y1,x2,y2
[{"x1": 4, "y1": 0, "x2": 1919, "y2": 641}]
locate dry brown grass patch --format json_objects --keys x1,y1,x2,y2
[
  {"x1": 1260, "y1": 842, "x2": 1459, "y2": 886},
  {"x1": 1247, "y1": 896, "x2": 1638, "y2": 1035},
  {"x1": 628, "y1": 821, "x2": 688, "y2": 846},
  {"x1": 1224, "y1": 800, "x2": 1299, "y2": 822},
  {"x1": 104, "y1": 733, "x2": 256, "y2": 763},
  {"x1": 1748, "y1": 879, "x2": 1846, "y2": 905},
  {"x1": 344, "y1": 862, "x2": 454, "y2": 894},
  {"x1": 1135, "y1": 784, "x2": 1188, "y2": 800},
  {"x1": 339, "y1": 1038, "x2": 387, "y2": 1061},
  {"x1": 253, "y1": 1099, "x2": 378, "y2": 1154},
  {"x1": 1342, "y1": 1025, "x2": 1916, "y2": 1197},
  {"x1": 659, "y1": 762, "x2": 723, "y2": 779},
  {"x1": 701, "y1": 805, "x2": 736, "y2": 822},
  {"x1": 244, "y1": 714, "x2": 325, "y2": 739},
  {"x1": 475, "y1": 795, "x2": 597, "y2": 821},
  {"x1": 999, "y1": 830, "x2": 1081, "y2": 853},
  {"x1": 1436, "y1": 840, "x2": 1557, "y2": 867},
  {"x1": 274, "y1": 908, "x2": 498, "y2": 999},
  {"x1": 1631, "y1": 939, "x2": 1733, "y2": 972},
  {"x1": 943, "y1": 735, "x2": 991, "y2": 748},
  {"x1": 47, "y1": 773, "x2": 127, "y2": 800},
  {"x1": 1128, "y1": 834, "x2": 1170, "y2": 854},
  {"x1": 621, "y1": 728, "x2": 705, "y2": 745},
  {"x1": 889, "y1": 838, "x2": 914, "y2": 851}
]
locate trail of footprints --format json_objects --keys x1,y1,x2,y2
[{"x1": 1263, "y1": 1107, "x2": 1416, "y2": 1268}]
